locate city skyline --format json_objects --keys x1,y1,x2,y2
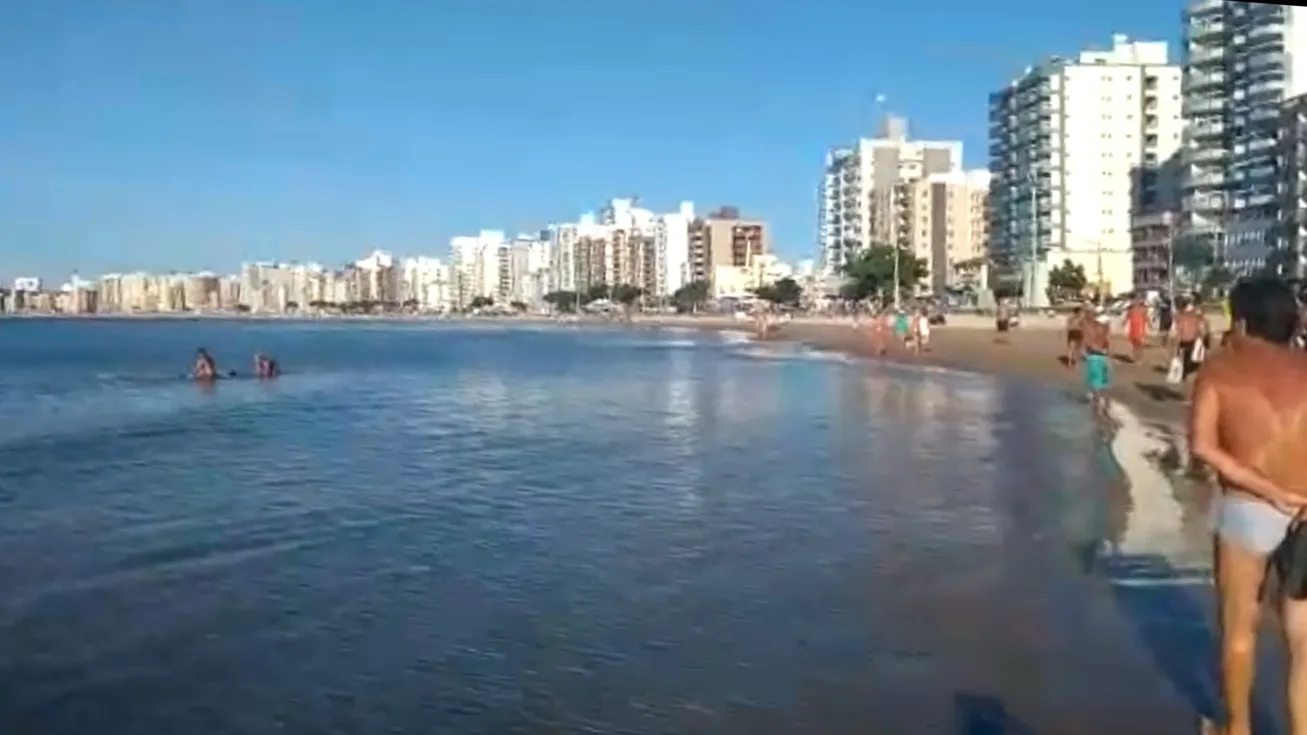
[{"x1": 0, "y1": 0, "x2": 1181, "y2": 283}]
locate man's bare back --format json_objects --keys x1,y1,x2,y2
[
  {"x1": 1198, "y1": 336, "x2": 1307, "y2": 502},
  {"x1": 1083, "y1": 316, "x2": 1109, "y2": 354}
]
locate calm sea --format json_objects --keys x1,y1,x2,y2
[{"x1": 0, "y1": 320, "x2": 1207, "y2": 733}]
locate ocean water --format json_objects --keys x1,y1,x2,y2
[{"x1": 0, "y1": 320, "x2": 1206, "y2": 733}]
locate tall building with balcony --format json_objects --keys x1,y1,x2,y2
[
  {"x1": 989, "y1": 34, "x2": 1181, "y2": 303},
  {"x1": 401, "y1": 256, "x2": 451, "y2": 311},
  {"x1": 1130, "y1": 210, "x2": 1182, "y2": 291},
  {"x1": 894, "y1": 170, "x2": 993, "y2": 293},
  {"x1": 654, "y1": 203, "x2": 694, "y2": 297},
  {"x1": 545, "y1": 224, "x2": 579, "y2": 295},
  {"x1": 687, "y1": 206, "x2": 770, "y2": 290},
  {"x1": 818, "y1": 116, "x2": 962, "y2": 283},
  {"x1": 1183, "y1": 0, "x2": 1307, "y2": 273},
  {"x1": 448, "y1": 231, "x2": 507, "y2": 306},
  {"x1": 1280, "y1": 94, "x2": 1307, "y2": 270}
]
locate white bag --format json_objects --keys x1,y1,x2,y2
[
  {"x1": 1166, "y1": 355, "x2": 1184, "y2": 385},
  {"x1": 1191, "y1": 339, "x2": 1206, "y2": 363}
]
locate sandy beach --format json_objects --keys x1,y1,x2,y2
[{"x1": 634, "y1": 314, "x2": 1194, "y2": 428}]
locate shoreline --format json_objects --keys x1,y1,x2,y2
[
  {"x1": 766, "y1": 320, "x2": 1192, "y2": 429},
  {"x1": 9, "y1": 311, "x2": 1193, "y2": 428}
]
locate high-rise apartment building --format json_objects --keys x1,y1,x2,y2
[
  {"x1": 687, "y1": 207, "x2": 770, "y2": 288},
  {"x1": 818, "y1": 116, "x2": 962, "y2": 282},
  {"x1": 544, "y1": 200, "x2": 695, "y2": 299},
  {"x1": 1182, "y1": 0, "x2": 1307, "y2": 273},
  {"x1": 1279, "y1": 94, "x2": 1307, "y2": 269},
  {"x1": 447, "y1": 231, "x2": 507, "y2": 307},
  {"x1": 894, "y1": 170, "x2": 992, "y2": 293},
  {"x1": 989, "y1": 34, "x2": 1182, "y2": 303},
  {"x1": 655, "y1": 203, "x2": 694, "y2": 297}
]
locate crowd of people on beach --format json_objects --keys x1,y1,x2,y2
[{"x1": 1057, "y1": 295, "x2": 1219, "y2": 418}]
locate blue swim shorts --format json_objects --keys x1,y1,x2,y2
[{"x1": 1083, "y1": 352, "x2": 1110, "y2": 392}]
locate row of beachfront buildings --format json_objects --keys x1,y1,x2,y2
[
  {"x1": 0, "y1": 200, "x2": 821, "y2": 314},
  {"x1": 819, "y1": 3, "x2": 1307, "y2": 306}
]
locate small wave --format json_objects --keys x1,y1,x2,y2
[
  {"x1": 731, "y1": 346, "x2": 855, "y2": 364},
  {"x1": 718, "y1": 330, "x2": 754, "y2": 344},
  {"x1": 605, "y1": 339, "x2": 702, "y2": 350}
]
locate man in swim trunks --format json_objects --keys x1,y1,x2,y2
[
  {"x1": 1082, "y1": 307, "x2": 1112, "y2": 418},
  {"x1": 1065, "y1": 305, "x2": 1085, "y2": 369},
  {"x1": 893, "y1": 308, "x2": 910, "y2": 346},
  {"x1": 193, "y1": 348, "x2": 217, "y2": 380},
  {"x1": 866, "y1": 309, "x2": 889, "y2": 356},
  {"x1": 1191, "y1": 277, "x2": 1306, "y2": 735}
]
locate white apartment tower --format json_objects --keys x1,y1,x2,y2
[
  {"x1": 1183, "y1": 0, "x2": 1307, "y2": 273},
  {"x1": 989, "y1": 34, "x2": 1182, "y2": 303},
  {"x1": 818, "y1": 115, "x2": 962, "y2": 283}
]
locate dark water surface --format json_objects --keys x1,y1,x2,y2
[{"x1": 0, "y1": 320, "x2": 1203, "y2": 733}]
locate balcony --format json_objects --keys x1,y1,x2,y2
[
  {"x1": 1187, "y1": 0, "x2": 1224, "y2": 16},
  {"x1": 1248, "y1": 80, "x2": 1283, "y2": 98},
  {"x1": 1189, "y1": 20, "x2": 1226, "y2": 39},
  {"x1": 1248, "y1": 23, "x2": 1284, "y2": 44},
  {"x1": 1185, "y1": 96, "x2": 1225, "y2": 115},
  {"x1": 1187, "y1": 71, "x2": 1226, "y2": 90},
  {"x1": 1188, "y1": 47, "x2": 1226, "y2": 65},
  {"x1": 1247, "y1": 50, "x2": 1286, "y2": 71}
]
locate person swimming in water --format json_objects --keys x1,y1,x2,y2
[
  {"x1": 193, "y1": 348, "x2": 217, "y2": 380},
  {"x1": 254, "y1": 353, "x2": 280, "y2": 378}
]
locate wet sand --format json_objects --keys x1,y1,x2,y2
[{"x1": 773, "y1": 320, "x2": 1192, "y2": 428}]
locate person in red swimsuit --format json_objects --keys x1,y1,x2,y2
[{"x1": 1125, "y1": 296, "x2": 1149, "y2": 364}]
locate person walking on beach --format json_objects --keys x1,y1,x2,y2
[
  {"x1": 1174, "y1": 299, "x2": 1211, "y2": 395},
  {"x1": 893, "y1": 309, "x2": 911, "y2": 347},
  {"x1": 866, "y1": 309, "x2": 889, "y2": 356},
  {"x1": 914, "y1": 308, "x2": 931, "y2": 353},
  {"x1": 1065, "y1": 305, "x2": 1085, "y2": 369},
  {"x1": 1125, "y1": 296, "x2": 1149, "y2": 363},
  {"x1": 1190, "y1": 277, "x2": 1306, "y2": 735},
  {"x1": 1082, "y1": 308, "x2": 1112, "y2": 419},
  {"x1": 1159, "y1": 298, "x2": 1175, "y2": 349},
  {"x1": 995, "y1": 302, "x2": 1011, "y2": 342}
]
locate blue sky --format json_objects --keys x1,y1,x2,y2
[{"x1": 0, "y1": 0, "x2": 1182, "y2": 283}]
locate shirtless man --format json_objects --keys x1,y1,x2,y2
[
  {"x1": 867, "y1": 309, "x2": 890, "y2": 356},
  {"x1": 1191, "y1": 277, "x2": 1306, "y2": 735},
  {"x1": 1065, "y1": 305, "x2": 1085, "y2": 368},
  {"x1": 914, "y1": 308, "x2": 931, "y2": 353},
  {"x1": 1174, "y1": 299, "x2": 1211, "y2": 393},
  {"x1": 1081, "y1": 308, "x2": 1112, "y2": 418}
]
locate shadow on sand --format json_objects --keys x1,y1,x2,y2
[
  {"x1": 1133, "y1": 381, "x2": 1186, "y2": 403},
  {"x1": 951, "y1": 693, "x2": 1040, "y2": 735}
]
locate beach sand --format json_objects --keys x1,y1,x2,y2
[{"x1": 634, "y1": 314, "x2": 1192, "y2": 428}]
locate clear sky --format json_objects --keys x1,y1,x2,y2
[{"x1": 0, "y1": 0, "x2": 1183, "y2": 284}]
